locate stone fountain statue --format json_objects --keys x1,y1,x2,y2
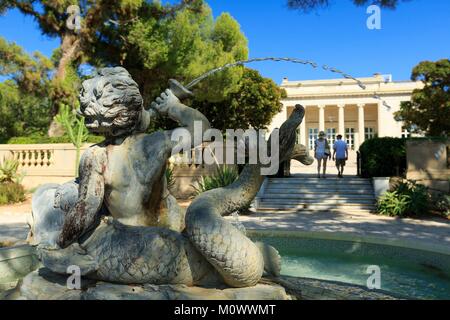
[{"x1": 21, "y1": 66, "x2": 314, "y2": 299}]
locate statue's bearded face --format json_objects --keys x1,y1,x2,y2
[{"x1": 79, "y1": 67, "x2": 143, "y2": 137}]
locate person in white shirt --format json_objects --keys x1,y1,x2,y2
[
  {"x1": 314, "y1": 131, "x2": 331, "y2": 178},
  {"x1": 332, "y1": 134, "x2": 349, "y2": 178}
]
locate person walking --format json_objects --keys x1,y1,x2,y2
[
  {"x1": 314, "y1": 131, "x2": 331, "y2": 178},
  {"x1": 333, "y1": 134, "x2": 348, "y2": 178}
]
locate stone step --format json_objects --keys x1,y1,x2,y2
[
  {"x1": 268, "y1": 181, "x2": 369, "y2": 187},
  {"x1": 270, "y1": 176, "x2": 369, "y2": 180},
  {"x1": 261, "y1": 193, "x2": 375, "y2": 200},
  {"x1": 257, "y1": 176, "x2": 376, "y2": 212},
  {"x1": 260, "y1": 198, "x2": 375, "y2": 205},
  {"x1": 258, "y1": 200, "x2": 376, "y2": 207},
  {"x1": 266, "y1": 184, "x2": 372, "y2": 189},
  {"x1": 267, "y1": 179, "x2": 372, "y2": 186},
  {"x1": 264, "y1": 189, "x2": 374, "y2": 195},
  {"x1": 265, "y1": 186, "x2": 374, "y2": 192},
  {"x1": 257, "y1": 203, "x2": 376, "y2": 211},
  {"x1": 253, "y1": 209, "x2": 376, "y2": 214}
]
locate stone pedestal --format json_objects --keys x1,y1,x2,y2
[
  {"x1": 1, "y1": 268, "x2": 403, "y2": 300},
  {"x1": 7, "y1": 268, "x2": 290, "y2": 300}
]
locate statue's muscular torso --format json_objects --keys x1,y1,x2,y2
[
  {"x1": 102, "y1": 131, "x2": 180, "y2": 228},
  {"x1": 57, "y1": 71, "x2": 210, "y2": 248},
  {"x1": 58, "y1": 129, "x2": 185, "y2": 248}
]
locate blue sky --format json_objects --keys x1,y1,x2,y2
[{"x1": 0, "y1": 0, "x2": 449, "y2": 83}]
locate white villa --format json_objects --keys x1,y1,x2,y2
[{"x1": 268, "y1": 74, "x2": 423, "y2": 153}]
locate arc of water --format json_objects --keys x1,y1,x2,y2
[
  {"x1": 184, "y1": 57, "x2": 392, "y2": 109},
  {"x1": 185, "y1": 57, "x2": 319, "y2": 89}
]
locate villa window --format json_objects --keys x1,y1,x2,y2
[
  {"x1": 345, "y1": 128, "x2": 355, "y2": 150},
  {"x1": 326, "y1": 128, "x2": 336, "y2": 145},
  {"x1": 308, "y1": 128, "x2": 319, "y2": 150},
  {"x1": 365, "y1": 127, "x2": 376, "y2": 140}
]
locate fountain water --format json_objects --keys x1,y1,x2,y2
[{"x1": 182, "y1": 57, "x2": 392, "y2": 109}]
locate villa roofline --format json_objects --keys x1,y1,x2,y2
[
  {"x1": 280, "y1": 90, "x2": 415, "y2": 101},
  {"x1": 280, "y1": 74, "x2": 420, "y2": 88}
]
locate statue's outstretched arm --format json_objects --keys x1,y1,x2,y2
[
  {"x1": 57, "y1": 147, "x2": 106, "y2": 248},
  {"x1": 150, "y1": 88, "x2": 210, "y2": 148}
]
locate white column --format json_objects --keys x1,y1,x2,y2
[
  {"x1": 300, "y1": 111, "x2": 307, "y2": 145},
  {"x1": 337, "y1": 104, "x2": 345, "y2": 135},
  {"x1": 318, "y1": 105, "x2": 325, "y2": 132},
  {"x1": 357, "y1": 103, "x2": 365, "y2": 148},
  {"x1": 377, "y1": 102, "x2": 382, "y2": 137}
]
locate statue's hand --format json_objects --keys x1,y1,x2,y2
[{"x1": 150, "y1": 89, "x2": 180, "y2": 115}]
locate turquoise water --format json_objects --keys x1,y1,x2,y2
[{"x1": 252, "y1": 235, "x2": 450, "y2": 300}]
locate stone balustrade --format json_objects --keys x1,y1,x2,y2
[
  {"x1": 0, "y1": 144, "x2": 90, "y2": 189},
  {"x1": 0, "y1": 143, "x2": 233, "y2": 198}
]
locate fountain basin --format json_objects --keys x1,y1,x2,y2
[
  {"x1": 249, "y1": 230, "x2": 450, "y2": 300},
  {"x1": 2, "y1": 231, "x2": 449, "y2": 300}
]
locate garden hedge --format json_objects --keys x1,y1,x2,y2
[
  {"x1": 6, "y1": 134, "x2": 103, "y2": 144},
  {"x1": 359, "y1": 137, "x2": 407, "y2": 178},
  {"x1": 0, "y1": 182, "x2": 25, "y2": 205}
]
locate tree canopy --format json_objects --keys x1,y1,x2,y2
[
  {"x1": 0, "y1": 80, "x2": 51, "y2": 142},
  {"x1": 91, "y1": 4, "x2": 248, "y2": 105},
  {"x1": 0, "y1": 0, "x2": 248, "y2": 105},
  {"x1": 0, "y1": 0, "x2": 288, "y2": 141},
  {"x1": 193, "y1": 68, "x2": 286, "y2": 131},
  {"x1": 395, "y1": 59, "x2": 450, "y2": 137},
  {"x1": 0, "y1": 37, "x2": 54, "y2": 142},
  {"x1": 0, "y1": 0, "x2": 222, "y2": 134},
  {"x1": 0, "y1": 37, "x2": 53, "y2": 96}
]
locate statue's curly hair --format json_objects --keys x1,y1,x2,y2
[
  {"x1": 94, "y1": 67, "x2": 143, "y2": 112},
  {"x1": 79, "y1": 67, "x2": 144, "y2": 137}
]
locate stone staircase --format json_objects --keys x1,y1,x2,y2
[{"x1": 255, "y1": 174, "x2": 376, "y2": 213}]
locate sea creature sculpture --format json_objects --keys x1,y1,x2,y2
[{"x1": 30, "y1": 67, "x2": 313, "y2": 288}]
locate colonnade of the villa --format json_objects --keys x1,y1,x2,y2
[
  {"x1": 290, "y1": 102, "x2": 379, "y2": 151},
  {"x1": 269, "y1": 75, "x2": 424, "y2": 154},
  {"x1": 269, "y1": 99, "x2": 407, "y2": 152}
]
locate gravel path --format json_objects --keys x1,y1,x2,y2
[{"x1": 1, "y1": 197, "x2": 449, "y2": 253}]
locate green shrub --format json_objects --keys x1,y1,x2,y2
[
  {"x1": 0, "y1": 182, "x2": 26, "y2": 205},
  {"x1": 432, "y1": 193, "x2": 450, "y2": 218},
  {"x1": 0, "y1": 193, "x2": 7, "y2": 205},
  {"x1": 193, "y1": 165, "x2": 238, "y2": 195},
  {"x1": 6, "y1": 134, "x2": 103, "y2": 145},
  {"x1": 359, "y1": 137, "x2": 407, "y2": 178},
  {"x1": 377, "y1": 181, "x2": 430, "y2": 217},
  {"x1": 0, "y1": 158, "x2": 23, "y2": 184},
  {"x1": 0, "y1": 158, "x2": 27, "y2": 205},
  {"x1": 165, "y1": 167, "x2": 175, "y2": 190},
  {"x1": 377, "y1": 191, "x2": 409, "y2": 217}
]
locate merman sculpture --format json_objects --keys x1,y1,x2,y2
[{"x1": 29, "y1": 66, "x2": 313, "y2": 289}]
